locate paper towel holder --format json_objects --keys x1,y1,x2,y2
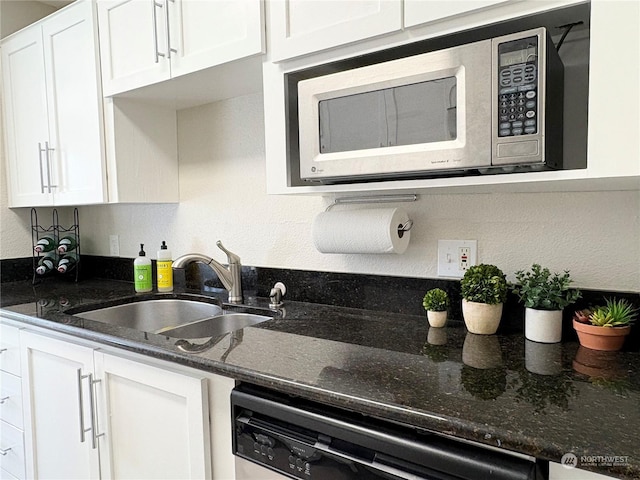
[
  {"x1": 325, "y1": 194, "x2": 416, "y2": 237},
  {"x1": 398, "y1": 219, "x2": 413, "y2": 238}
]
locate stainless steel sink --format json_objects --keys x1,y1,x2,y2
[
  {"x1": 159, "y1": 313, "x2": 271, "y2": 338},
  {"x1": 68, "y1": 295, "x2": 273, "y2": 339},
  {"x1": 73, "y1": 298, "x2": 224, "y2": 333}
]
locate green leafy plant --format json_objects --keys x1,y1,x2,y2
[
  {"x1": 513, "y1": 264, "x2": 581, "y2": 310},
  {"x1": 460, "y1": 264, "x2": 508, "y2": 305},
  {"x1": 586, "y1": 298, "x2": 637, "y2": 327},
  {"x1": 422, "y1": 288, "x2": 450, "y2": 312}
]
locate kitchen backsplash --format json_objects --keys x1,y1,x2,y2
[{"x1": 3, "y1": 254, "x2": 638, "y2": 350}]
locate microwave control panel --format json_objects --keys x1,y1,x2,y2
[{"x1": 497, "y1": 35, "x2": 539, "y2": 138}]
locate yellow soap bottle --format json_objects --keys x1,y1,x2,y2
[{"x1": 156, "y1": 241, "x2": 173, "y2": 292}]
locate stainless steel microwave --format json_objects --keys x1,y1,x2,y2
[{"x1": 295, "y1": 27, "x2": 564, "y2": 184}]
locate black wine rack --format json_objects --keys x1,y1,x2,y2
[{"x1": 30, "y1": 208, "x2": 81, "y2": 284}]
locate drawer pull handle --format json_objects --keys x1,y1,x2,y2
[
  {"x1": 0, "y1": 396, "x2": 9, "y2": 404},
  {"x1": 0, "y1": 348, "x2": 7, "y2": 354},
  {"x1": 0, "y1": 447, "x2": 11, "y2": 456}
]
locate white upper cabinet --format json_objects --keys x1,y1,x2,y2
[
  {"x1": 266, "y1": 0, "x2": 513, "y2": 62},
  {"x1": 404, "y1": 0, "x2": 511, "y2": 28},
  {"x1": 267, "y1": 0, "x2": 402, "y2": 62},
  {"x1": 97, "y1": 0, "x2": 170, "y2": 96},
  {"x1": 1, "y1": 0, "x2": 106, "y2": 207},
  {"x1": 98, "y1": 0, "x2": 265, "y2": 96},
  {"x1": 1, "y1": 0, "x2": 179, "y2": 207}
]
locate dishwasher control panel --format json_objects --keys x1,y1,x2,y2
[{"x1": 231, "y1": 384, "x2": 545, "y2": 480}]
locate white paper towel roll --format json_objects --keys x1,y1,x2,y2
[{"x1": 312, "y1": 208, "x2": 411, "y2": 254}]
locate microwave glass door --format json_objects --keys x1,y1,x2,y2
[{"x1": 318, "y1": 77, "x2": 457, "y2": 154}]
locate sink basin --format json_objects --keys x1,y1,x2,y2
[
  {"x1": 159, "y1": 313, "x2": 271, "y2": 338},
  {"x1": 71, "y1": 297, "x2": 223, "y2": 332},
  {"x1": 68, "y1": 295, "x2": 273, "y2": 338}
]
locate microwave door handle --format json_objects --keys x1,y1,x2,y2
[
  {"x1": 319, "y1": 101, "x2": 331, "y2": 154},
  {"x1": 383, "y1": 89, "x2": 397, "y2": 147}
]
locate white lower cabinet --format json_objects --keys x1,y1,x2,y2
[
  {"x1": 19, "y1": 329, "x2": 235, "y2": 479},
  {"x1": 0, "y1": 322, "x2": 25, "y2": 480}
]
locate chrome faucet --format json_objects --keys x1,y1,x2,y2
[{"x1": 172, "y1": 241, "x2": 243, "y2": 303}]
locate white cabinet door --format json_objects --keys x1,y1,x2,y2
[
  {"x1": 97, "y1": 0, "x2": 171, "y2": 96},
  {"x1": 169, "y1": 0, "x2": 264, "y2": 79},
  {"x1": 268, "y1": 0, "x2": 402, "y2": 61},
  {"x1": 94, "y1": 351, "x2": 212, "y2": 479},
  {"x1": 1, "y1": 26, "x2": 53, "y2": 207},
  {"x1": 20, "y1": 332, "x2": 100, "y2": 480},
  {"x1": 1, "y1": 1, "x2": 106, "y2": 207},
  {"x1": 41, "y1": 0, "x2": 106, "y2": 205},
  {"x1": 404, "y1": 0, "x2": 511, "y2": 29},
  {"x1": 98, "y1": 0, "x2": 264, "y2": 96}
]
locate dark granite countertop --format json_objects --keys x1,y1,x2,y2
[{"x1": 1, "y1": 279, "x2": 638, "y2": 479}]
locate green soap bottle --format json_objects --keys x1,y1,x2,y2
[{"x1": 134, "y1": 244, "x2": 152, "y2": 293}]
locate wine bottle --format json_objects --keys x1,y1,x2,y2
[
  {"x1": 34, "y1": 235, "x2": 57, "y2": 253},
  {"x1": 57, "y1": 234, "x2": 78, "y2": 254},
  {"x1": 57, "y1": 253, "x2": 79, "y2": 273},
  {"x1": 35, "y1": 254, "x2": 56, "y2": 275}
]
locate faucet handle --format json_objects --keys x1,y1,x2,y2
[{"x1": 216, "y1": 241, "x2": 240, "y2": 264}]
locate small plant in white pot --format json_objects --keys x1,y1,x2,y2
[
  {"x1": 513, "y1": 264, "x2": 581, "y2": 343},
  {"x1": 460, "y1": 264, "x2": 508, "y2": 335},
  {"x1": 422, "y1": 288, "x2": 449, "y2": 328}
]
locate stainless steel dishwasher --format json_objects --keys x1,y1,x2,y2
[{"x1": 232, "y1": 384, "x2": 547, "y2": 480}]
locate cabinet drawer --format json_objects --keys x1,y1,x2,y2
[
  {"x1": 0, "y1": 421, "x2": 25, "y2": 480},
  {"x1": 0, "y1": 325, "x2": 21, "y2": 376},
  {"x1": 0, "y1": 372, "x2": 23, "y2": 429}
]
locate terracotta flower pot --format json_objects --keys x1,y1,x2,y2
[
  {"x1": 426, "y1": 310, "x2": 447, "y2": 328},
  {"x1": 462, "y1": 300, "x2": 503, "y2": 335},
  {"x1": 573, "y1": 319, "x2": 631, "y2": 351}
]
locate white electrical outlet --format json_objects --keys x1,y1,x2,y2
[
  {"x1": 109, "y1": 234, "x2": 120, "y2": 257},
  {"x1": 437, "y1": 240, "x2": 477, "y2": 278}
]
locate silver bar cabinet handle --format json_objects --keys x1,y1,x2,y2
[
  {"x1": 77, "y1": 369, "x2": 91, "y2": 443},
  {"x1": 38, "y1": 143, "x2": 46, "y2": 193},
  {"x1": 88, "y1": 374, "x2": 104, "y2": 449},
  {"x1": 0, "y1": 396, "x2": 10, "y2": 404},
  {"x1": 44, "y1": 141, "x2": 57, "y2": 192},
  {"x1": 152, "y1": 1, "x2": 166, "y2": 63},
  {"x1": 164, "y1": 0, "x2": 177, "y2": 59},
  {"x1": 0, "y1": 447, "x2": 12, "y2": 456}
]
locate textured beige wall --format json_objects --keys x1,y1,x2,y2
[{"x1": 2, "y1": 93, "x2": 639, "y2": 291}]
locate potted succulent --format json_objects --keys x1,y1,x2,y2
[
  {"x1": 573, "y1": 298, "x2": 637, "y2": 351},
  {"x1": 460, "y1": 264, "x2": 508, "y2": 335},
  {"x1": 422, "y1": 288, "x2": 449, "y2": 327},
  {"x1": 513, "y1": 264, "x2": 581, "y2": 343}
]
